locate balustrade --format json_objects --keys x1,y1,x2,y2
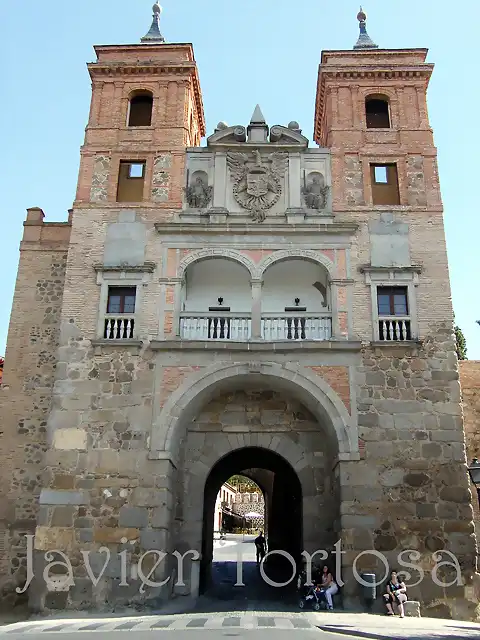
[
  {"x1": 261, "y1": 313, "x2": 332, "y2": 341},
  {"x1": 378, "y1": 317, "x2": 411, "y2": 341},
  {"x1": 104, "y1": 315, "x2": 135, "y2": 340},
  {"x1": 180, "y1": 313, "x2": 251, "y2": 340}
]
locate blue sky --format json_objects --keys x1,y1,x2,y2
[{"x1": 2, "y1": 0, "x2": 479, "y2": 358}]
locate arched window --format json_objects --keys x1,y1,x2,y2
[
  {"x1": 128, "y1": 91, "x2": 153, "y2": 127},
  {"x1": 365, "y1": 95, "x2": 390, "y2": 129}
]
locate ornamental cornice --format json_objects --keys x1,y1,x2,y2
[
  {"x1": 320, "y1": 68, "x2": 432, "y2": 81},
  {"x1": 88, "y1": 63, "x2": 197, "y2": 77},
  {"x1": 148, "y1": 339, "x2": 362, "y2": 353},
  {"x1": 93, "y1": 262, "x2": 156, "y2": 273},
  {"x1": 154, "y1": 222, "x2": 359, "y2": 236},
  {"x1": 358, "y1": 264, "x2": 423, "y2": 274}
]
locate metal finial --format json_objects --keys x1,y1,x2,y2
[
  {"x1": 141, "y1": 2, "x2": 165, "y2": 43},
  {"x1": 353, "y1": 6, "x2": 378, "y2": 50}
]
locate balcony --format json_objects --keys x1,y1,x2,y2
[
  {"x1": 261, "y1": 313, "x2": 332, "y2": 341},
  {"x1": 179, "y1": 312, "x2": 333, "y2": 342},
  {"x1": 378, "y1": 316, "x2": 411, "y2": 342},
  {"x1": 180, "y1": 313, "x2": 251, "y2": 340},
  {"x1": 104, "y1": 315, "x2": 135, "y2": 340}
]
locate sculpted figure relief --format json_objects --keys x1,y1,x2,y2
[
  {"x1": 302, "y1": 172, "x2": 330, "y2": 210},
  {"x1": 227, "y1": 150, "x2": 288, "y2": 222},
  {"x1": 185, "y1": 173, "x2": 213, "y2": 209}
]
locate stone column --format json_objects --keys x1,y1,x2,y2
[
  {"x1": 351, "y1": 85, "x2": 360, "y2": 128},
  {"x1": 288, "y1": 153, "x2": 302, "y2": 208},
  {"x1": 251, "y1": 279, "x2": 263, "y2": 339},
  {"x1": 394, "y1": 87, "x2": 404, "y2": 128},
  {"x1": 213, "y1": 152, "x2": 227, "y2": 210},
  {"x1": 416, "y1": 87, "x2": 428, "y2": 129},
  {"x1": 90, "y1": 81, "x2": 102, "y2": 126},
  {"x1": 330, "y1": 281, "x2": 340, "y2": 340},
  {"x1": 172, "y1": 278, "x2": 184, "y2": 337},
  {"x1": 113, "y1": 81, "x2": 124, "y2": 128}
]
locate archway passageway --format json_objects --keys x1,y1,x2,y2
[
  {"x1": 169, "y1": 381, "x2": 345, "y2": 606},
  {"x1": 202, "y1": 447, "x2": 303, "y2": 601}
]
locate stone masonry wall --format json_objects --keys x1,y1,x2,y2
[
  {"x1": 460, "y1": 360, "x2": 480, "y2": 537},
  {"x1": 0, "y1": 210, "x2": 70, "y2": 606},
  {"x1": 341, "y1": 323, "x2": 478, "y2": 619},
  {"x1": 460, "y1": 361, "x2": 480, "y2": 462}
]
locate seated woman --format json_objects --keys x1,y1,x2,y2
[
  {"x1": 319, "y1": 565, "x2": 338, "y2": 611},
  {"x1": 383, "y1": 570, "x2": 407, "y2": 617}
]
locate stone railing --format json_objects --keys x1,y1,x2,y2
[
  {"x1": 378, "y1": 317, "x2": 411, "y2": 342},
  {"x1": 104, "y1": 315, "x2": 135, "y2": 340},
  {"x1": 261, "y1": 313, "x2": 332, "y2": 341},
  {"x1": 180, "y1": 312, "x2": 252, "y2": 340}
]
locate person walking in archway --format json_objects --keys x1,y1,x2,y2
[{"x1": 254, "y1": 531, "x2": 267, "y2": 564}]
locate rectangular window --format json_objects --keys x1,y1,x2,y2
[
  {"x1": 107, "y1": 286, "x2": 136, "y2": 314},
  {"x1": 371, "y1": 163, "x2": 400, "y2": 205},
  {"x1": 104, "y1": 286, "x2": 136, "y2": 340},
  {"x1": 377, "y1": 286, "x2": 411, "y2": 341},
  {"x1": 117, "y1": 161, "x2": 146, "y2": 202},
  {"x1": 377, "y1": 287, "x2": 408, "y2": 316}
]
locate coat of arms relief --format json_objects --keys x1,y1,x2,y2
[{"x1": 227, "y1": 150, "x2": 288, "y2": 222}]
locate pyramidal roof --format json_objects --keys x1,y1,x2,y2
[
  {"x1": 250, "y1": 105, "x2": 266, "y2": 125},
  {"x1": 353, "y1": 7, "x2": 378, "y2": 50},
  {"x1": 141, "y1": 2, "x2": 165, "y2": 43}
]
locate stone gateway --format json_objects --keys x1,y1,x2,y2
[{"x1": 0, "y1": 4, "x2": 479, "y2": 620}]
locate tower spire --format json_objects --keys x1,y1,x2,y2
[
  {"x1": 353, "y1": 6, "x2": 378, "y2": 50},
  {"x1": 141, "y1": 2, "x2": 165, "y2": 43},
  {"x1": 247, "y1": 105, "x2": 268, "y2": 142}
]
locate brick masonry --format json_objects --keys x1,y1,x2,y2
[{"x1": 309, "y1": 366, "x2": 351, "y2": 413}]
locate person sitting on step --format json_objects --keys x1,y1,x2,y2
[
  {"x1": 383, "y1": 570, "x2": 407, "y2": 618},
  {"x1": 319, "y1": 565, "x2": 338, "y2": 610}
]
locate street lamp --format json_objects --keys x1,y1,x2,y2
[{"x1": 467, "y1": 458, "x2": 480, "y2": 501}]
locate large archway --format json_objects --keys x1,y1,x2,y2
[
  {"x1": 201, "y1": 447, "x2": 303, "y2": 597},
  {"x1": 160, "y1": 372, "x2": 353, "y2": 601}
]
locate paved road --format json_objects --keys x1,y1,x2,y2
[
  {"x1": 0, "y1": 617, "x2": 356, "y2": 639},
  {"x1": 213, "y1": 534, "x2": 257, "y2": 563},
  {"x1": 206, "y1": 534, "x2": 297, "y2": 609},
  {"x1": 3, "y1": 612, "x2": 480, "y2": 639}
]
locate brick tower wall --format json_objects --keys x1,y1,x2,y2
[
  {"x1": 0, "y1": 209, "x2": 71, "y2": 604},
  {"x1": 314, "y1": 48, "x2": 479, "y2": 618}
]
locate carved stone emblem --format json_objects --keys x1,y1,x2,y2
[{"x1": 227, "y1": 150, "x2": 288, "y2": 222}]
